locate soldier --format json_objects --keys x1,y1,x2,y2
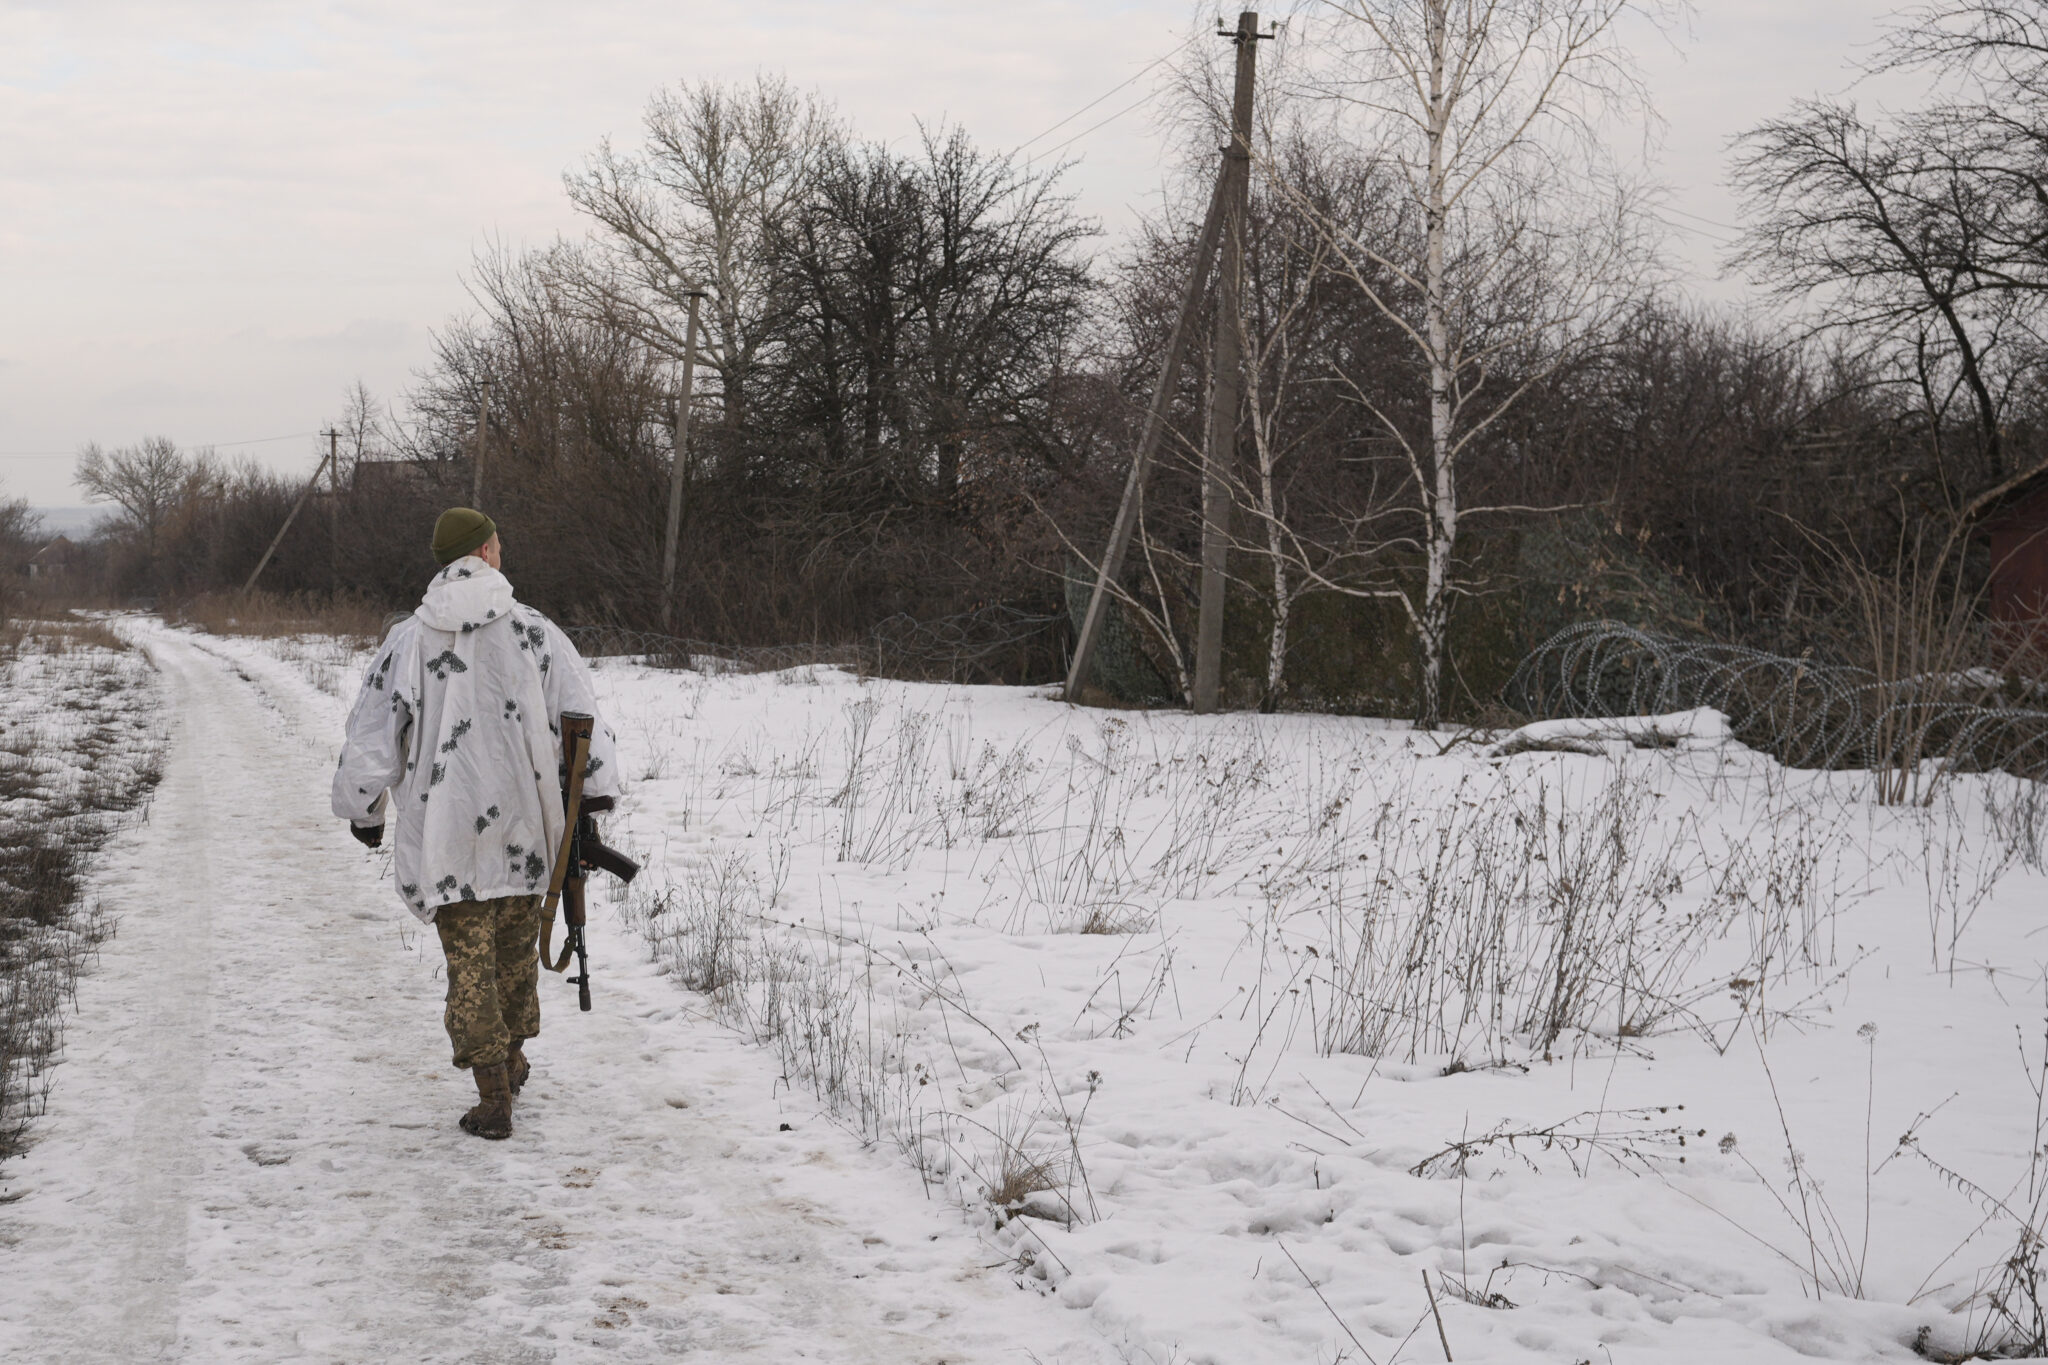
[{"x1": 332, "y1": 508, "x2": 619, "y2": 1139}]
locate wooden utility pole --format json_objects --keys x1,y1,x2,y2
[
  {"x1": 661, "y1": 290, "x2": 705, "y2": 632},
  {"x1": 1193, "y1": 11, "x2": 1263, "y2": 714},
  {"x1": 471, "y1": 378, "x2": 490, "y2": 507},
  {"x1": 243, "y1": 436, "x2": 338, "y2": 597},
  {"x1": 1063, "y1": 176, "x2": 1229, "y2": 702},
  {"x1": 325, "y1": 427, "x2": 339, "y2": 591}
]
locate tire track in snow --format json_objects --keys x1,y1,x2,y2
[
  {"x1": 0, "y1": 624, "x2": 1113, "y2": 1364},
  {"x1": 98, "y1": 632, "x2": 213, "y2": 1359}
]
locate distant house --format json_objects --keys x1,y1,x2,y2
[{"x1": 26, "y1": 536, "x2": 77, "y2": 581}]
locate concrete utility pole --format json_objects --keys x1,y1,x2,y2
[
  {"x1": 243, "y1": 434, "x2": 338, "y2": 597},
  {"x1": 661, "y1": 290, "x2": 706, "y2": 632},
  {"x1": 1193, "y1": 10, "x2": 1264, "y2": 714},
  {"x1": 471, "y1": 378, "x2": 490, "y2": 507},
  {"x1": 1063, "y1": 176, "x2": 1229, "y2": 703}
]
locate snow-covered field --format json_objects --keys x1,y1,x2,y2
[
  {"x1": 583, "y1": 655, "x2": 2048, "y2": 1364},
  {"x1": 8, "y1": 616, "x2": 2048, "y2": 1363}
]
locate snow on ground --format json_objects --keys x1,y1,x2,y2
[
  {"x1": 576, "y1": 650, "x2": 2048, "y2": 1364},
  {"x1": 0, "y1": 623, "x2": 163, "y2": 832},
  {"x1": 0, "y1": 621, "x2": 1116, "y2": 1365},
  {"x1": 11, "y1": 616, "x2": 2048, "y2": 1364},
  {"x1": 0, "y1": 621, "x2": 165, "y2": 1159}
]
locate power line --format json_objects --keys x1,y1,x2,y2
[
  {"x1": 1648, "y1": 210, "x2": 1741, "y2": 245},
  {"x1": 1017, "y1": 32, "x2": 1198, "y2": 156},
  {"x1": 1664, "y1": 204, "x2": 1744, "y2": 233},
  {"x1": 1034, "y1": 87, "x2": 1171, "y2": 165},
  {"x1": 0, "y1": 429, "x2": 322, "y2": 460}
]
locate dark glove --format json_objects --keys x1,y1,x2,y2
[{"x1": 350, "y1": 823, "x2": 384, "y2": 849}]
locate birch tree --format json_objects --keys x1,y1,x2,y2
[
  {"x1": 1290, "y1": 0, "x2": 1661, "y2": 726},
  {"x1": 1201, "y1": 144, "x2": 1370, "y2": 708}
]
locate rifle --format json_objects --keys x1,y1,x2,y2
[{"x1": 539, "y1": 711, "x2": 640, "y2": 1011}]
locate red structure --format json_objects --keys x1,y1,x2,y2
[{"x1": 1984, "y1": 475, "x2": 2048, "y2": 659}]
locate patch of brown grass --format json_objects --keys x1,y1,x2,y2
[
  {"x1": 981, "y1": 1112, "x2": 1069, "y2": 1223},
  {"x1": 171, "y1": 590, "x2": 386, "y2": 647},
  {"x1": 5, "y1": 615, "x2": 131, "y2": 655}
]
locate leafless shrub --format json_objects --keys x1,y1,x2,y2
[
  {"x1": 633, "y1": 855, "x2": 759, "y2": 994},
  {"x1": 1686, "y1": 1022, "x2": 1883, "y2": 1301},
  {"x1": 1308, "y1": 765, "x2": 1854, "y2": 1067},
  {"x1": 617, "y1": 767, "x2": 1119, "y2": 1233},
  {"x1": 1916, "y1": 793, "x2": 2022, "y2": 975},
  {"x1": 1893, "y1": 1023, "x2": 2048, "y2": 1359},
  {"x1": 620, "y1": 855, "x2": 938, "y2": 1145},
  {"x1": 1983, "y1": 774, "x2": 2048, "y2": 872},
  {"x1": 834, "y1": 697, "x2": 946, "y2": 867},
  {"x1": 1409, "y1": 1106, "x2": 1703, "y2": 1180}
]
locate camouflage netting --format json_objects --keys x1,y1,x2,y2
[
  {"x1": 1514, "y1": 512, "x2": 1717, "y2": 646},
  {"x1": 1059, "y1": 517, "x2": 1724, "y2": 716},
  {"x1": 1062, "y1": 566, "x2": 1178, "y2": 705}
]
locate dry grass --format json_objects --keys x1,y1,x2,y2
[
  {"x1": 170, "y1": 589, "x2": 387, "y2": 647},
  {"x1": 981, "y1": 1112, "x2": 1068, "y2": 1219},
  {"x1": 2, "y1": 614, "x2": 132, "y2": 657}
]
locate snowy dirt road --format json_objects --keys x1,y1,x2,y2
[{"x1": 0, "y1": 624, "x2": 1111, "y2": 1365}]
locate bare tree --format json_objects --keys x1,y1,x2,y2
[
  {"x1": 1278, "y1": 0, "x2": 1663, "y2": 726},
  {"x1": 334, "y1": 379, "x2": 389, "y2": 483},
  {"x1": 0, "y1": 483, "x2": 41, "y2": 620},
  {"x1": 769, "y1": 126, "x2": 1095, "y2": 504},
  {"x1": 1873, "y1": 1, "x2": 2048, "y2": 118},
  {"x1": 0, "y1": 486, "x2": 38, "y2": 554},
  {"x1": 560, "y1": 75, "x2": 839, "y2": 441},
  {"x1": 900, "y1": 124, "x2": 1097, "y2": 498},
  {"x1": 1731, "y1": 104, "x2": 2039, "y2": 502},
  {"x1": 1734, "y1": 1, "x2": 2048, "y2": 571},
  {"x1": 75, "y1": 436, "x2": 191, "y2": 575}
]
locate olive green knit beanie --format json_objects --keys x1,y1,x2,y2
[{"x1": 431, "y1": 507, "x2": 496, "y2": 565}]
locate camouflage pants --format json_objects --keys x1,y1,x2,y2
[{"x1": 433, "y1": 895, "x2": 542, "y2": 1071}]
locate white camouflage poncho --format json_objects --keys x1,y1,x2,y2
[{"x1": 331, "y1": 557, "x2": 620, "y2": 923}]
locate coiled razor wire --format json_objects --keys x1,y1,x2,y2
[
  {"x1": 563, "y1": 602, "x2": 1066, "y2": 684},
  {"x1": 1508, "y1": 620, "x2": 2048, "y2": 781}
]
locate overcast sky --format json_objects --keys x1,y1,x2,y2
[{"x1": 0, "y1": 0, "x2": 1917, "y2": 507}]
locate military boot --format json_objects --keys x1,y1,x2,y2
[
  {"x1": 506, "y1": 1043, "x2": 530, "y2": 1096},
  {"x1": 459, "y1": 1062, "x2": 513, "y2": 1140}
]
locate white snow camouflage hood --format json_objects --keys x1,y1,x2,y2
[{"x1": 332, "y1": 557, "x2": 620, "y2": 922}]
